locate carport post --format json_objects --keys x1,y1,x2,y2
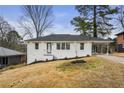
[{"x1": 106, "y1": 43, "x2": 109, "y2": 55}]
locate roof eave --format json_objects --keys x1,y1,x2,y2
[
  {"x1": 25, "y1": 40, "x2": 113, "y2": 43},
  {"x1": 0, "y1": 54, "x2": 25, "y2": 57},
  {"x1": 116, "y1": 32, "x2": 124, "y2": 36}
]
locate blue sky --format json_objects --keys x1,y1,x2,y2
[
  {"x1": 0, "y1": 5, "x2": 120, "y2": 38},
  {"x1": 0, "y1": 5, "x2": 80, "y2": 38}
]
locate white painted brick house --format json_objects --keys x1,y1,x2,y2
[{"x1": 26, "y1": 34, "x2": 112, "y2": 64}]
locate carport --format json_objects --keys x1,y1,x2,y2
[
  {"x1": 0, "y1": 47, "x2": 25, "y2": 67},
  {"x1": 92, "y1": 40, "x2": 112, "y2": 55}
]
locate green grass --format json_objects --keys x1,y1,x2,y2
[{"x1": 56, "y1": 57, "x2": 103, "y2": 72}]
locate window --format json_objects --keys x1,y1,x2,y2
[
  {"x1": 66, "y1": 43, "x2": 70, "y2": 50},
  {"x1": 56, "y1": 43, "x2": 60, "y2": 50},
  {"x1": 62, "y1": 43, "x2": 65, "y2": 50},
  {"x1": 2, "y1": 57, "x2": 8, "y2": 65},
  {"x1": 47, "y1": 43, "x2": 52, "y2": 53},
  {"x1": 80, "y1": 43, "x2": 84, "y2": 50},
  {"x1": 56, "y1": 43, "x2": 70, "y2": 50},
  {"x1": 0, "y1": 57, "x2": 8, "y2": 65},
  {"x1": 35, "y1": 43, "x2": 39, "y2": 49}
]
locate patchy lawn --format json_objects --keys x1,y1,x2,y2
[
  {"x1": 56, "y1": 57, "x2": 102, "y2": 72},
  {"x1": 0, "y1": 56, "x2": 124, "y2": 88}
]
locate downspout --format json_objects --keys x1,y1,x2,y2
[{"x1": 75, "y1": 42, "x2": 77, "y2": 57}]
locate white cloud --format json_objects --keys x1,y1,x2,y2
[
  {"x1": 9, "y1": 20, "x2": 25, "y2": 36},
  {"x1": 43, "y1": 24, "x2": 80, "y2": 36},
  {"x1": 8, "y1": 20, "x2": 118, "y2": 40},
  {"x1": 8, "y1": 20, "x2": 79, "y2": 39},
  {"x1": 55, "y1": 12, "x2": 68, "y2": 17}
]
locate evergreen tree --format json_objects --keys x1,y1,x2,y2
[{"x1": 71, "y1": 5, "x2": 118, "y2": 37}]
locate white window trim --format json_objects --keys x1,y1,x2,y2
[
  {"x1": 56, "y1": 43, "x2": 61, "y2": 50},
  {"x1": 61, "y1": 43, "x2": 66, "y2": 50},
  {"x1": 80, "y1": 43, "x2": 84, "y2": 50},
  {"x1": 35, "y1": 43, "x2": 39, "y2": 50},
  {"x1": 66, "y1": 43, "x2": 70, "y2": 50},
  {"x1": 56, "y1": 43, "x2": 70, "y2": 50}
]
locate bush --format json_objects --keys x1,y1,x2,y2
[
  {"x1": 86, "y1": 55, "x2": 90, "y2": 57},
  {"x1": 46, "y1": 59, "x2": 48, "y2": 62},
  {"x1": 64, "y1": 57, "x2": 68, "y2": 60}
]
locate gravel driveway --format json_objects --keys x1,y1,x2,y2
[{"x1": 97, "y1": 55, "x2": 124, "y2": 64}]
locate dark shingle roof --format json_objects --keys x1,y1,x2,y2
[
  {"x1": 26, "y1": 34, "x2": 111, "y2": 42},
  {"x1": 116, "y1": 32, "x2": 124, "y2": 36},
  {"x1": 0, "y1": 47, "x2": 24, "y2": 57}
]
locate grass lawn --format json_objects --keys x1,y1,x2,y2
[
  {"x1": 0, "y1": 56, "x2": 124, "y2": 88},
  {"x1": 0, "y1": 64, "x2": 26, "y2": 72},
  {"x1": 112, "y1": 52, "x2": 124, "y2": 57}
]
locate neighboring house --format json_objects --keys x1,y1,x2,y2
[
  {"x1": 26, "y1": 34, "x2": 112, "y2": 64},
  {"x1": 0, "y1": 47, "x2": 25, "y2": 67},
  {"x1": 116, "y1": 32, "x2": 124, "y2": 52}
]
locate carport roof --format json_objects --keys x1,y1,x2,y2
[{"x1": 0, "y1": 47, "x2": 24, "y2": 57}]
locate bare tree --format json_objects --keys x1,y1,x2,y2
[
  {"x1": 18, "y1": 17, "x2": 34, "y2": 39},
  {"x1": 20, "y1": 5, "x2": 54, "y2": 38},
  {"x1": 116, "y1": 6, "x2": 124, "y2": 31},
  {"x1": 0, "y1": 16, "x2": 12, "y2": 40}
]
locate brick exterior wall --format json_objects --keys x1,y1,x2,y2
[
  {"x1": 117, "y1": 34, "x2": 124, "y2": 44},
  {"x1": 117, "y1": 33, "x2": 124, "y2": 52}
]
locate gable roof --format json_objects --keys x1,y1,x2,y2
[
  {"x1": 116, "y1": 32, "x2": 124, "y2": 36},
  {"x1": 26, "y1": 34, "x2": 111, "y2": 42},
  {"x1": 0, "y1": 47, "x2": 24, "y2": 57}
]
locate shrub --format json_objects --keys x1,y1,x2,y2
[
  {"x1": 86, "y1": 55, "x2": 90, "y2": 57},
  {"x1": 64, "y1": 57, "x2": 68, "y2": 60}
]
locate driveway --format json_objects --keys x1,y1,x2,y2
[{"x1": 97, "y1": 55, "x2": 124, "y2": 64}]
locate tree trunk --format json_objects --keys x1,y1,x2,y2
[
  {"x1": 93, "y1": 5, "x2": 97, "y2": 37},
  {"x1": 36, "y1": 32, "x2": 39, "y2": 38}
]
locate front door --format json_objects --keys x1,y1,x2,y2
[{"x1": 47, "y1": 43, "x2": 52, "y2": 53}]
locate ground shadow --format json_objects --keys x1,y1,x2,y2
[
  {"x1": 70, "y1": 60, "x2": 86, "y2": 64},
  {"x1": 30, "y1": 56, "x2": 88, "y2": 65}
]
